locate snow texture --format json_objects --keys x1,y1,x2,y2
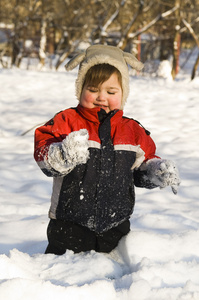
[
  {"x1": 141, "y1": 158, "x2": 181, "y2": 194},
  {"x1": 62, "y1": 129, "x2": 89, "y2": 166},
  {"x1": 0, "y1": 53, "x2": 199, "y2": 300},
  {"x1": 48, "y1": 129, "x2": 89, "y2": 175}
]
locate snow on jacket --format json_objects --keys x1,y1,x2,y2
[{"x1": 34, "y1": 104, "x2": 159, "y2": 233}]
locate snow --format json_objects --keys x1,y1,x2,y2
[
  {"x1": 141, "y1": 158, "x2": 180, "y2": 194},
  {"x1": 0, "y1": 56, "x2": 199, "y2": 300},
  {"x1": 46, "y1": 128, "x2": 89, "y2": 175},
  {"x1": 157, "y1": 59, "x2": 173, "y2": 80}
]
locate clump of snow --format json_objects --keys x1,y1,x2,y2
[
  {"x1": 62, "y1": 129, "x2": 89, "y2": 166},
  {"x1": 0, "y1": 53, "x2": 199, "y2": 300},
  {"x1": 141, "y1": 158, "x2": 180, "y2": 194},
  {"x1": 157, "y1": 59, "x2": 173, "y2": 80},
  {"x1": 46, "y1": 129, "x2": 89, "y2": 175}
]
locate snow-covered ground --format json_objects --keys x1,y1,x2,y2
[{"x1": 0, "y1": 54, "x2": 199, "y2": 300}]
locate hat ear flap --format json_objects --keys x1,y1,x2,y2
[
  {"x1": 65, "y1": 52, "x2": 86, "y2": 71},
  {"x1": 123, "y1": 52, "x2": 144, "y2": 71}
]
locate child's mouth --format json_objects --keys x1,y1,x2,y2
[{"x1": 95, "y1": 104, "x2": 108, "y2": 110}]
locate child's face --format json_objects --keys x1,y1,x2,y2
[{"x1": 80, "y1": 72, "x2": 122, "y2": 113}]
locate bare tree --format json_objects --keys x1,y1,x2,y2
[
  {"x1": 182, "y1": 18, "x2": 199, "y2": 79},
  {"x1": 55, "y1": 0, "x2": 93, "y2": 69},
  {"x1": 117, "y1": 0, "x2": 144, "y2": 50},
  {"x1": 0, "y1": 0, "x2": 199, "y2": 79}
]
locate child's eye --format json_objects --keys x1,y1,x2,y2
[
  {"x1": 107, "y1": 91, "x2": 115, "y2": 95},
  {"x1": 88, "y1": 88, "x2": 98, "y2": 93}
]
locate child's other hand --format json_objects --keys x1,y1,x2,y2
[
  {"x1": 146, "y1": 158, "x2": 181, "y2": 194},
  {"x1": 62, "y1": 129, "x2": 89, "y2": 166}
]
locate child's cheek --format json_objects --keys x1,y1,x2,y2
[
  {"x1": 86, "y1": 94, "x2": 95, "y2": 103},
  {"x1": 80, "y1": 91, "x2": 95, "y2": 108},
  {"x1": 84, "y1": 92, "x2": 96, "y2": 105},
  {"x1": 109, "y1": 96, "x2": 122, "y2": 110}
]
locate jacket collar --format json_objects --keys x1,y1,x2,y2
[{"x1": 77, "y1": 104, "x2": 123, "y2": 124}]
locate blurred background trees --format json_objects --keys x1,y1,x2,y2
[{"x1": 0, "y1": 0, "x2": 198, "y2": 79}]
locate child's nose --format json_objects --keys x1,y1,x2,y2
[{"x1": 96, "y1": 91, "x2": 106, "y2": 101}]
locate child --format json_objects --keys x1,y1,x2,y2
[{"x1": 34, "y1": 44, "x2": 180, "y2": 255}]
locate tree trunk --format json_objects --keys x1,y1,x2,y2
[
  {"x1": 191, "y1": 52, "x2": 199, "y2": 80},
  {"x1": 171, "y1": 0, "x2": 181, "y2": 79},
  {"x1": 172, "y1": 31, "x2": 181, "y2": 79},
  {"x1": 182, "y1": 18, "x2": 199, "y2": 80},
  {"x1": 38, "y1": 18, "x2": 47, "y2": 68},
  {"x1": 118, "y1": 2, "x2": 143, "y2": 50}
]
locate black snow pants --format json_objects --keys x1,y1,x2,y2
[{"x1": 45, "y1": 219, "x2": 130, "y2": 255}]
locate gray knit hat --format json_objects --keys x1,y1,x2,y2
[{"x1": 65, "y1": 44, "x2": 144, "y2": 109}]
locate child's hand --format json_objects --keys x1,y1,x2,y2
[
  {"x1": 145, "y1": 158, "x2": 181, "y2": 194},
  {"x1": 62, "y1": 129, "x2": 89, "y2": 166},
  {"x1": 47, "y1": 129, "x2": 89, "y2": 175}
]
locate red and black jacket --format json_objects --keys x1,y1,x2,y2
[{"x1": 34, "y1": 105, "x2": 159, "y2": 233}]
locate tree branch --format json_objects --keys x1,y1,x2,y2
[
  {"x1": 118, "y1": 1, "x2": 144, "y2": 49},
  {"x1": 182, "y1": 18, "x2": 199, "y2": 48},
  {"x1": 99, "y1": 0, "x2": 126, "y2": 40},
  {"x1": 180, "y1": 16, "x2": 199, "y2": 33},
  {"x1": 128, "y1": 5, "x2": 179, "y2": 40}
]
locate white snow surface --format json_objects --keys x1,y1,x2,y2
[{"x1": 0, "y1": 58, "x2": 199, "y2": 300}]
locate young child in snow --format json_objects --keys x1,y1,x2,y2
[{"x1": 34, "y1": 44, "x2": 180, "y2": 255}]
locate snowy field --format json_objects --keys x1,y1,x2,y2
[{"x1": 0, "y1": 53, "x2": 199, "y2": 300}]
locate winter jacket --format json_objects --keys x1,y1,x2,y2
[{"x1": 34, "y1": 104, "x2": 159, "y2": 233}]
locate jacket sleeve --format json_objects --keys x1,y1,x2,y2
[
  {"x1": 134, "y1": 168, "x2": 159, "y2": 189},
  {"x1": 34, "y1": 111, "x2": 70, "y2": 177},
  {"x1": 132, "y1": 123, "x2": 160, "y2": 189}
]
